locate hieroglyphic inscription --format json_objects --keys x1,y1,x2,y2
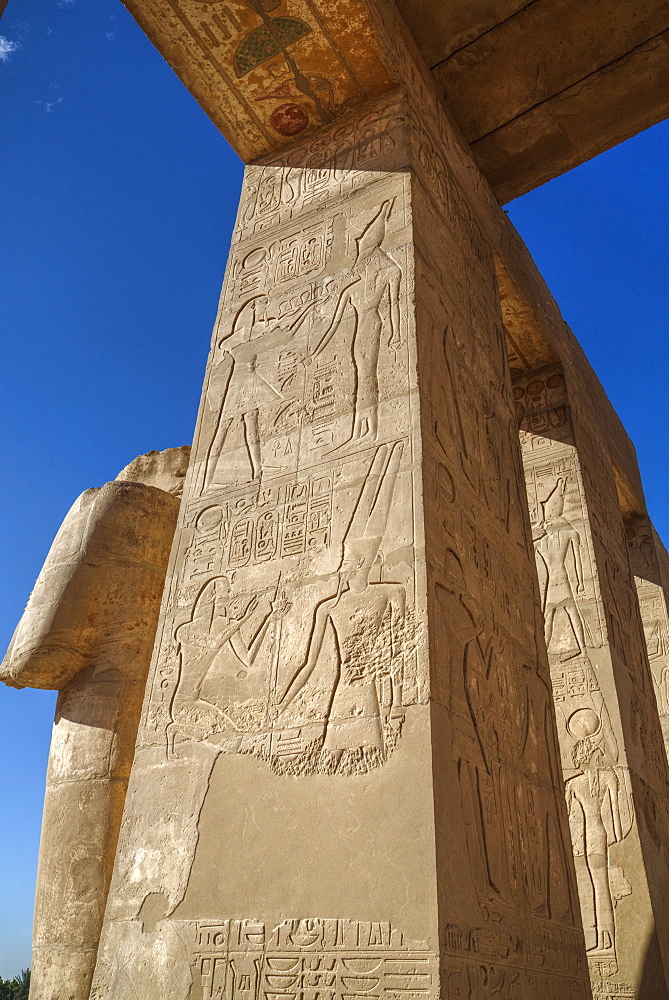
[
  {"x1": 513, "y1": 371, "x2": 567, "y2": 436},
  {"x1": 443, "y1": 919, "x2": 589, "y2": 999},
  {"x1": 160, "y1": 440, "x2": 416, "y2": 776},
  {"x1": 230, "y1": 220, "x2": 333, "y2": 297},
  {"x1": 178, "y1": 473, "x2": 334, "y2": 602},
  {"x1": 233, "y1": 92, "x2": 407, "y2": 242},
  {"x1": 139, "y1": 119, "x2": 420, "y2": 779},
  {"x1": 194, "y1": 919, "x2": 436, "y2": 1000},
  {"x1": 90, "y1": 918, "x2": 436, "y2": 1000}
]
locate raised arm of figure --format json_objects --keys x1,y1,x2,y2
[
  {"x1": 280, "y1": 599, "x2": 332, "y2": 705},
  {"x1": 229, "y1": 596, "x2": 291, "y2": 667},
  {"x1": 386, "y1": 266, "x2": 402, "y2": 351},
  {"x1": 312, "y1": 280, "x2": 359, "y2": 358},
  {"x1": 569, "y1": 527, "x2": 586, "y2": 594}
]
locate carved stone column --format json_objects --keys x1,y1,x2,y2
[
  {"x1": 626, "y1": 518, "x2": 669, "y2": 752},
  {"x1": 1, "y1": 451, "x2": 185, "y2": 1000},
  {"x1": 514, "y1": 364, "x2": 669, "y2": 997},
  {"x1": 91, "y1": 84, "x2": 590, "y2": 1000}
]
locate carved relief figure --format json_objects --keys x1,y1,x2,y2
[
  {"x1": 168, "y1": 575, "x2": 291, "y2": 757},
  {"x1": 436, "y1": 553, "x2": 520, "y2": 915},
  {"x1": 533, "y1": 478, "x2": 588, "y2": 657},
  {"x1": 529, "y1": 468, "x2": 636, "y2": 974},
  {"x1": 203, "y1": 294, "x2": 314, "y2": 488},
  {"x1": 565, "y1": 731, "x2": 632, "y2": 959},
  {"x1": 312, "y1": 200, "x2": 401, "y2": 446},
  {"x1": 280, "y1": 441, "x2": 406, "y2": 768},
  {"x1": 165, "y1": 441, "x2": 412, "y2": 776},
  {"x1": 436, "y1": 550, "x2": 576, "y2": 925}
]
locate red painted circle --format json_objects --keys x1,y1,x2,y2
[{"x1": 270, "y1": 103, "x2": 309, "y2": 136}]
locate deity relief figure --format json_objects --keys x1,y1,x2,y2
[
  {"x1": 167, "y1": 575, "x2": 290, "y2": 757},
  {"x1": 280, "y1": 441, "x2": 406, "y2": 768},
  {"x1": 436, "y1": 553, "x2": 523, "y2": 915},
  {"x1": 435, "y1": 550, "x2": 577, "y2": 923},
  {"x1": 312, "y1": 200, "x2": 402, "y2": 446},
  {"x1": 203, "y1": 294, "x2": 314, "y2": 489},
  {"x1": 533, "y1": 477, "x2": 588, "y2": 658},
  {"x1": 565, "y1": 712, "x2": 633, "y2": 959}
]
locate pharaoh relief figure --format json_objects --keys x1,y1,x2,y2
[
  {"x1": 167, "y1": 574, "x2": 291, "y2": 757},
  {"x1": 203, "y1": 293, "x2": 315, "y2": 489},
  {"x1": 435, "y1": 551, "x2": 553, "y2": 920},
  {"x1": 280, "y1": 440, "x2": 406, "y2": 769},
  {"x1": 312, "y1": 199, "x2": 402, "y2": 446},
  {"x1": 533, "y1": 477, "x2": 588, "y2": 656}
]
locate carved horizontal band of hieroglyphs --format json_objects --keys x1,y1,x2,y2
[
  {"x1": 195, "y1": 919, "x2": 436, "y2": 1000},
  {"x1": 444, "y1": 921, "x2": 586, "y2": 978},
  {"x1": 443, "y1": 961, "x2": 590, "y2": 1000},
  {"x1": 183, "y1": 473, "x2": 334, "y2": 580},
  {"x1": 233, "y1": 95, "x2": 407, "y2": 243},
  {"x1": 591, "y1": 983, "x2": 635, "y2": 1000}
]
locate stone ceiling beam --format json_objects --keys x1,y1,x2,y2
[
  {"x1": 122, "y1": 0, "x2": 669, "y2": 197},
  {"x1": 120, "y1": 0, "x2": 410, "y2": 161},
  {"x1": 467, "y1": 29, "x2": 669, "y2": 204},
  {"x1": 399, "y1": 0, "x2": 669, "y2": 202},
  {"x1": 431, "y1": 0, "x2": 669, "y2": 144}
]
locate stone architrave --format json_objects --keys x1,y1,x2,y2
[
  {"x1": 626, "y1": 518, "x2": 669, "y2": 752},
  {"x1": 514, "y1": 365, "x2": 669, "y2": 997},
  {"x1": 1, "y1": 449, "x2": 187, "y2": 1000},
  {"x1": 90, "y1": 83, "x2": 590, "y2": 1000}
]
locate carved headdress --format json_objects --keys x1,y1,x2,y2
[
  {"x1": 355, "y1": 199, "x2": 393, "y2": 261},
  {"x1": 341, "y1": 441, "x2": 404, "y2": 574},
  {"x1": 541, "y1": 477, "x2": 566, "y2": 521}
]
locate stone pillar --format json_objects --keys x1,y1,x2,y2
[
  {"x1": 514, "y1": 364, "x2": 669, "y2": 997},
  {"x1": 626, "y1": 518, "x2": 669, "y2": 753},
  {"x1": 91, "y1": 86, "x2": 590, "y2": 1000},
  {"x1": 1, "y1": 459, "x2": 182, "y2": 1000}
]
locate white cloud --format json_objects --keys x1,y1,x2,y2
[
  {"x1": 0, "y1": 36, "x2": 19, "y2": 62},
  {"x1": 34, "y1": 96, "x2": 64, "y2": 113}
]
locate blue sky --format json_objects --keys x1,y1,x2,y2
[{"x1": 1, "y1": 0, "x2": 667, "y2": 979}]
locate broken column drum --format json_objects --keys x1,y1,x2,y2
[{"x1": 1, "y1": 475, "x2": 180, "y2": 1000}]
